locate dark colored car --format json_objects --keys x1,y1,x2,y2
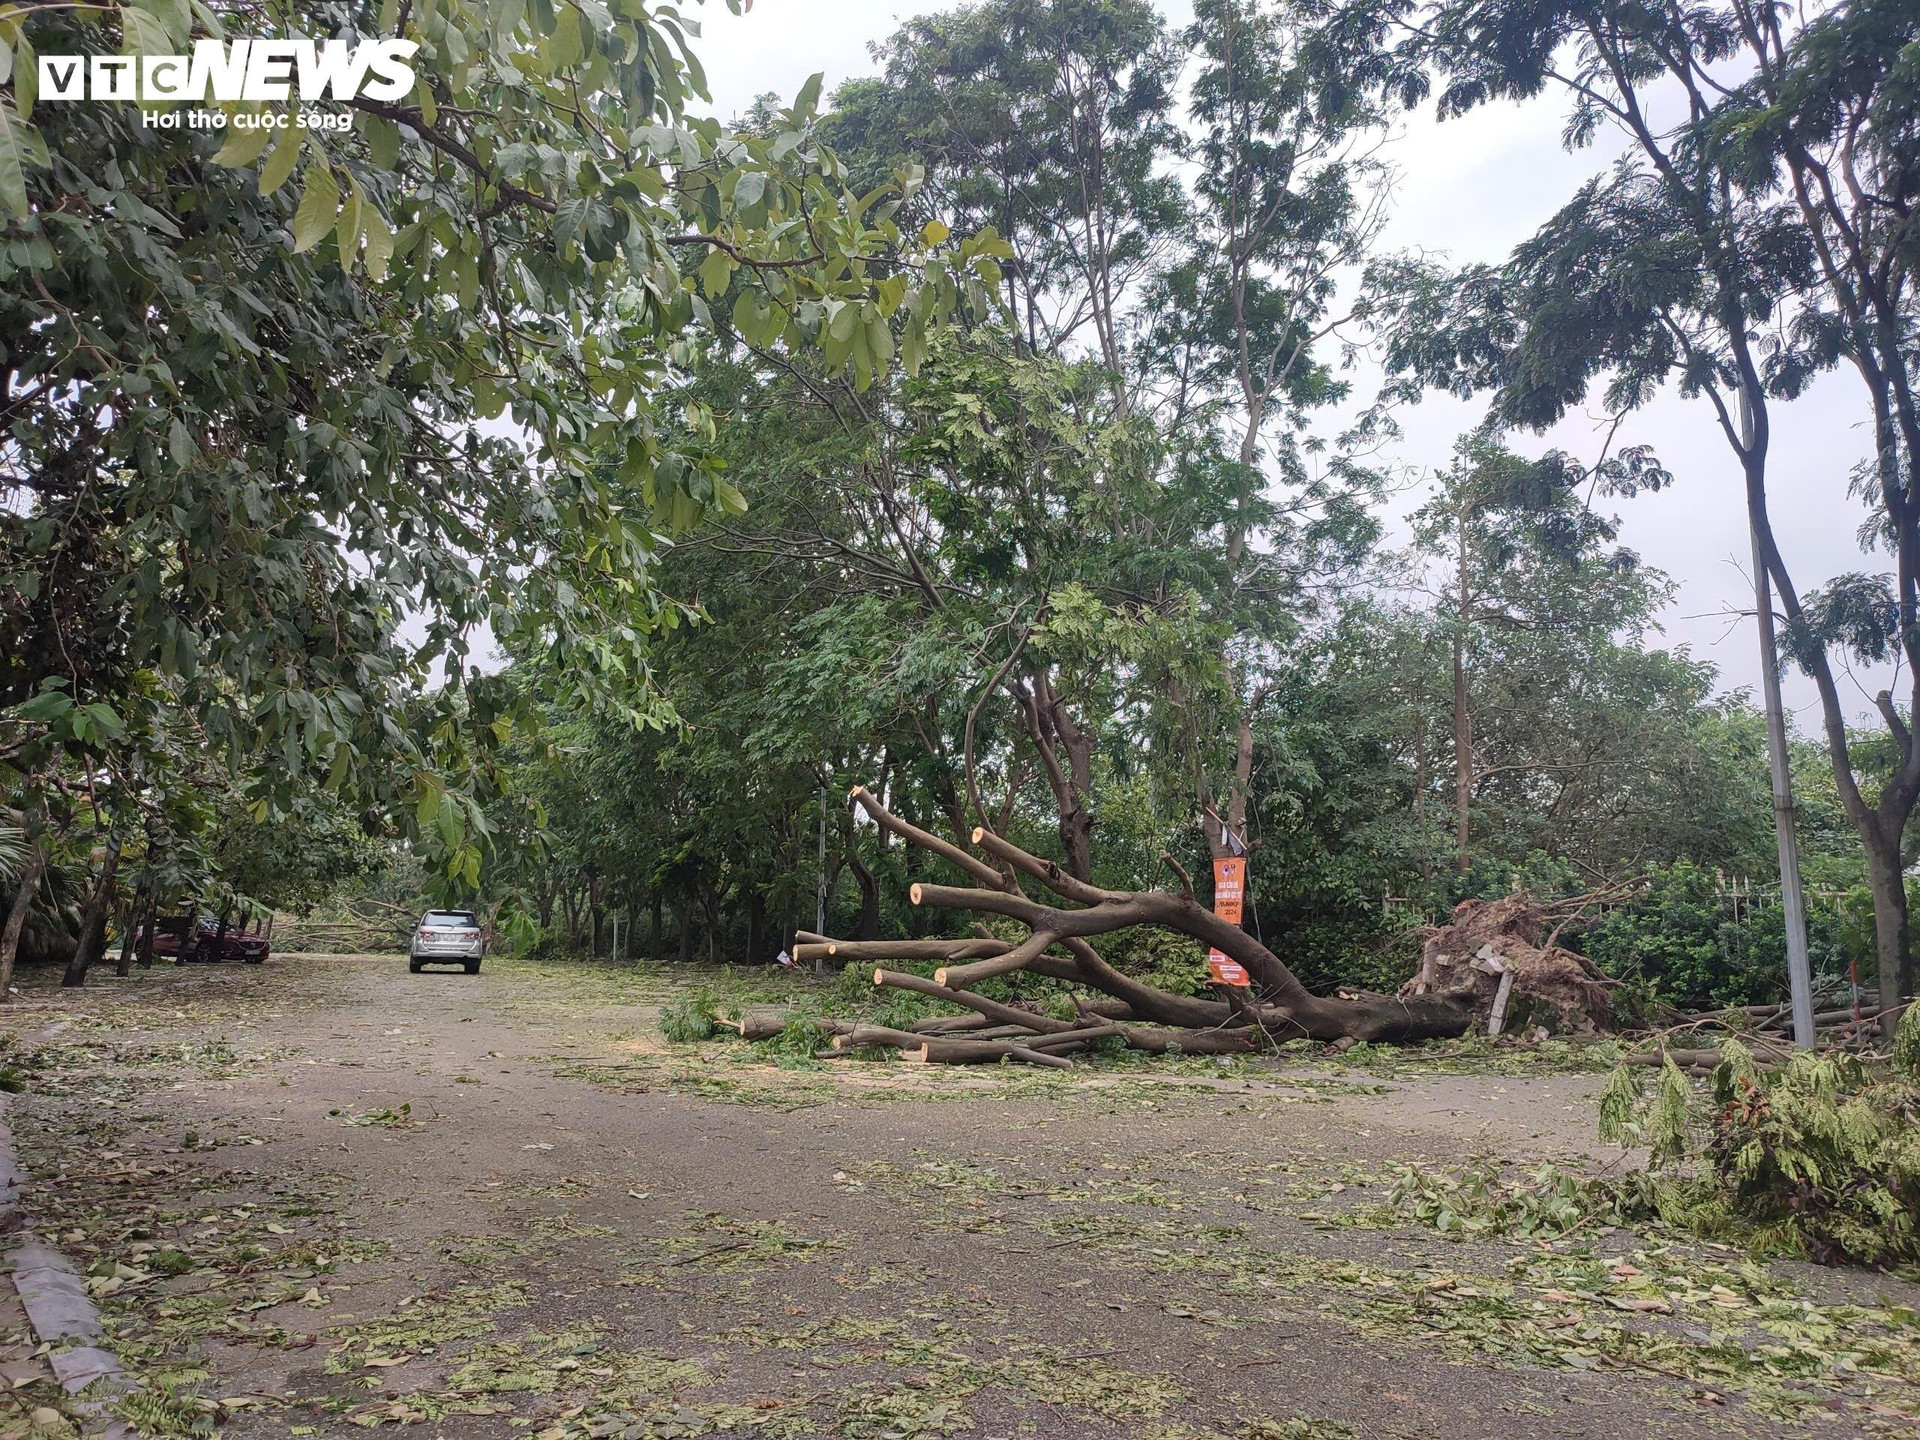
[
  {"x1": 409, "y1": 910, "x2": 484, "y2": 973},
  {"x1": 142, "y1": 913, "x2": 270, "y2": 965}
]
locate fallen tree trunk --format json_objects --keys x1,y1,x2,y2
[
  {"x1": 916, "y1": 1038, "x2": 1075, "y2": 1069},
  {"x1": 850, "y1": 788, "x2": 1473, "y2": 1046},
  {"x1": 718, "y1": 1011, "x2": 855, "y2": 1042},
  {"x1": 1118, "y1": 1025, "x2": 1266, "y2": 1056},
  {"x1": 793, "y1": 936, "x2": 1014, "y2": 968},
  {"x1": 687, "y1": 786, "x2": 1491, "y2": 1066},
  {"x1": 871, "y1": 968, "x2": 1081, "y2": 1034}
]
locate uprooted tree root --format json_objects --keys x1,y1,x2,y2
[
  {"x1": 758, "y1": 787, "x2": 1481, "y2": 1068},
  {"x1": 1402, "y1": 894, "x2": 1618, "y2": 1035}
]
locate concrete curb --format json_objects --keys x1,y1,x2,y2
[{"x1": 0, "y1": 1097, "x2": 137, "y2": 1436}]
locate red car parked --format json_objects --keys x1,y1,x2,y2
[{"x1": 142, "y1": 913, "x2": 271, "y2": 965}]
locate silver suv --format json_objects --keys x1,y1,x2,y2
[{"x1": 409, "y1": 910, "x2": 485, "y2": 974}]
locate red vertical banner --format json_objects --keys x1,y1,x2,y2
[{"x1": 1206, "y1": 856, "x2": 1250, "y2": 986}]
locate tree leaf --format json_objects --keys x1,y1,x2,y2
[
  {"x1": 211, "y1": 113, "x2": 273, "y2": 168},
  {"x1": 13, "y1": 33, "x2": 35, "y2": 120},
  {"x1": 291, "y1": 164, "x2": 340, "y2": 253},
  {"x1": 259, "y1": 125, "x2": 301, "y2": 194},
  {"x1": 336, "y1": 176, "x2": 365, "y2": 261},
  {"x1": 140, "y1": 0, "x2": 193, "y2": 46},
  {"x1": 362, "y1": 211, "x2": 395, "y2": 281},
  {"x1": 121, "y1": 5, "x2": 174, "y2": 57},
  {"x1": 367, "y1": 115, "x2": 401, "y2": 170},
  {"x1": 0, "y1": 102, "x2": 32, "y2": 220},
  {"x1": 793, "y1": 71, "x2": 822, "y2": 119},
  {"x1": 697, "y1": 245, "x2": 732, "y2": 297}
]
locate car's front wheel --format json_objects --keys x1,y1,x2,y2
[
  {"x1": 464, "y1": 961, "x2": 481, "y2": 974},
  {"x1": 408, "y1": 958, "x2": 423, "y2": 973}
]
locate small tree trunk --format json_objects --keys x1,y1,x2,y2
[
  {"x1": 847, "y1": 850, "x2": 880, "y2": 942},
  {"x1": 204, "y1": 897, "x2": 233, "y2": 966},
  {"x1": 701, "y1": 885, "x2": 722, "y2": 963},
  {"x1": 1867, "y1": 842, "x2": 1913, "y2": 1032},
  {"x1": 622, "y1": 884, "x2": 642, "y2": 963},
  {"x1": 676, "y1": 899, "x2": 694, "y2": 964},
  {"x1": 651, "y1": 893, "x2": 663, "y2": 962},
  {"x1": 115, "y1": 882, "x2": 148, "y2": 977},
  {"x1": 1413, "y1": 719, "x2": 1433, "y2": 883},
  {"x1": 63, "y1": 839, "x2": 122, "y2": 988},
  {"x1": 747, "y1": 889, "x2": 766, "y2": 964},
  {"x1": 0, "y1": 841, "x2": 47, "y2": 1002},
  {"x1": 138, "y1": 892, "x2": 159, "y2": 968}
]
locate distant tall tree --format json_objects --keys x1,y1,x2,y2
[
  {"x1": 828, "y1": 0, "x2": 1185, "y2": 381},
  {"x1": 1146, "y1": 0, "x2": 1398, "y2": 867},
  {"x1": 1412, "y1": 436, "x2": 1667, "y2": 875}
]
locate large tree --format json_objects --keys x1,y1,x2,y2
[{"x1": 0, "y1": 0, "x2": 1000, "y2": 956}]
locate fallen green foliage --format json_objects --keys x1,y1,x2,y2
[
  {"x1": 1600, "y1": 1016, "x2": 1920, "y2": 1267},
  {"x1": 658, "y1": 987, "x2": 722, "y2": 1044},
  {"x1": 1366, "y1": 1161, "x2": 1657, "y2": 1241}
]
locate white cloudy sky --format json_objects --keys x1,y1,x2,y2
[{"x1": 692, "y1": 0, "x2": 1894, "y2": 729}]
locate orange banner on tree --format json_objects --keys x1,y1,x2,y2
[{"x1": 1205, "y1": 855, "x2": 1250, "y2": 986}]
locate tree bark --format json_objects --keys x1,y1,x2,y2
[
  {"x1": 115, "y1": 881, "x2": 149, "y2": 977},
  {"x1": 1866, "y1": 841, "x2": 1913, "y2": 1017},
  {"x1": 701, "y1": 883, "x2": 722, "y2": 963},
  {"x1": 63, "y1": 838, "x2": 122, "y2": 988},
  {"x1": 651, "y1": 892, "x2": 663, "y2": 962},
  {"x1": 623, "y1": 884, "x2": 642, "y2": 963},
  {"x1": 138, "y1": 890, "x2": 159, "y2": 967},
  {"x1": 846, "y1": 847, "x2": 880, "y2": 942},
  {"x1": 796, "y1": 936, "x2": 1011, "y2": 966}
]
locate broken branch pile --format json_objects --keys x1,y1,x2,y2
[{"x1": 744, "y1": 787, "x2": 1487, "y2": 1067}]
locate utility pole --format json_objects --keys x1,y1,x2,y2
[
  {"x1": 1744, "y1": 387, "x2": 1816, "y2": 1047},
  {"x1": 814, "y1": 773, "x2": 829, "y2": 977}
]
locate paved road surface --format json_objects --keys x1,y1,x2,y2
[{"x1": 3, "y1": 952, "x2": 1909, "y2": 1439}]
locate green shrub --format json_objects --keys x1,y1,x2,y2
[
  {"x1": 658, "y1": 986, "x2": 720, "y2": 1043},
  {"x1": 1700, "y1": 1042, "x2": 1920, "y2": 1266},
  {"x1": 1579, "y1": 861, "x2": 1849, "y2": 1009}
]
